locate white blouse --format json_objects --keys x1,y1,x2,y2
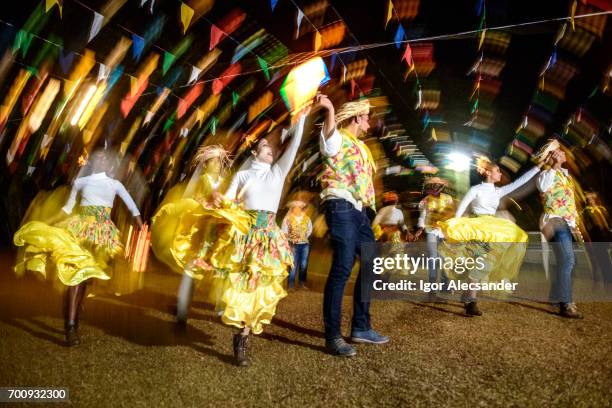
[
  {"x1": 455, "y1": 167, "x2": 539, "y2": 217},
  {"x1": 62, "y1": 172, "x2": 141, "y2": 216},
  {"x1": 372, "y1": 205, "x2": 407, "y2": 231},
  {"x1": 225, "y1": 115, "x2": 306, "y2": 213}
]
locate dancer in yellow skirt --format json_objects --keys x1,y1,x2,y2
[
  {"x1": 149, "y1": 145, "x2": 232, "y2": 324},
  {"x1": 13, "y1": 151, "x2": 143, "y2": 345},
  {"x1": 372, "y1": 191, "x2": 410, "y2": 243},
  {"x1": 203, "y1": 109, "x2": 309, "y2": 366},
  {"x1": 437, "y1": 157, "x2": 541, "y2": 316}
]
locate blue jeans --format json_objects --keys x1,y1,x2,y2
[
  {"x1": 323, "y1": 199, "x2": 374, "y2": 341},
  {"x1": 426, "y1": 232, "x2": 448, "y2": 289},
  {"x1": 549, "y1": 223, "x2": 575, "y2": 304},
  {"x1": 288, "y1": 243, "x2": 309, "y2": 288}
]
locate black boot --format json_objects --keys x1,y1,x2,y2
[
  {"x1": 64, "y1": 322, "x2": 80, "y2": 346},
  {"x1": 232, "y1": 333, "x2": 250, "y2": 367},
  {"x1": 465, "y1": 301, "x2": 482, "y2": 317}
]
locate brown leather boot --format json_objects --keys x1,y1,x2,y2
[
  {"x1": 233, "y1": 333, "x2": 250, "y2": 367},
  {"x1": 560, "y1": 303, "x2": 583, "y2": 319}
]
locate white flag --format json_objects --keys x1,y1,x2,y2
[
  {"x1": 188, "y1": 65, "x2": 202, "y2": 85},
  {"x1": 88, "y1": 11, "x2": 104, "y2": 43}
]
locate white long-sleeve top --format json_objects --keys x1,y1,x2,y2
[
  {"x1": 62, "y1": 172, "x2": 140, "y2": 216},
  {"x1": 455, "y1": 167, "x2": 539, "y2": 217},
  {"x1": 225, "y1": 115, "x2": 306, "y2": 213},
  {"x1": 536, "y1": 167, "x2": 577, "y2": 228},
  {"x1": 372, "y1": 205, "x2": 407, "y2": 231}
]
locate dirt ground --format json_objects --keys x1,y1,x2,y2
[{"x1": 1, "y1": 251, "x2": 611, "y2": 407}]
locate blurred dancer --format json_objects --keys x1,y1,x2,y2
[
  {"x1": 281, "y1": 200, "x2": 313, "y2": 290},
  {"x1": 536, "y1": 139, "x2": 584, "y2": 318},
  {"x1": 582, "y1": 192, "x2": 612, "y2": 286},
  {"x1": 14, "y1": 150, "x2": 143, "y2": 346},
  {"x1": 203, "y1": 108, "x2": 309, "y2": 366},
  {"x1": 150, "y1": 145, "x2": 232, "y2": 325},
  {"x1": 317, "y1": 95, "x2": 388, "y2": 358},
  {"x1": 438, "y1": 157, "x2": 541, "y2": 316},
  {"x1": 414, "y1": 177, "x2": 454, "y2": 299},
  {"x1": 372, "y1": 191, "x2": 410, "y2": 243}
]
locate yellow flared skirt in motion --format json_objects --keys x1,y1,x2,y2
[
  {"x1": 437, "y1": 215, "x2": 528, "y2": 283},
  {"x1": 201, "y1": 209, "x2": 293, "y2": 334}
]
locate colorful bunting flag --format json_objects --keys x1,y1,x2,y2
[
  {"x1": 131, "y1": 34, "x2": 145, "y2": 61},
  {"x1": 188, "y1": 65, "x2": 202, "y2": 85},
  {"x1": 212, "y1": 63, "x2": 241, "y2": 95},
  {"x1": 394, "y1": 24, "x2": 405, "y2": 48},
  {"x1": 88, "y1": 11, "x2": 104, "y2": 43},
  {"x1": 271, "y1": 0, "x2": 279, "y2": 11},
  {"x1": 162, "y1": 51, "x2": 176, "y2": 75},
  {"x1": 296, "y1": 9, "x2": 304, "y2": 39},
  {"x1": 59, "y1": 49, "x2": 75, "y2": 74},
  {"x1": 45, "y1": 0, "x2": 62, "y2": 17},
  {"x1": 210, "y1": 24, "x2": 224, "y2": 50},
  {"x1": 385, "y1": 0, "x2": 394, "y2": 28},
  {"x1": 258, "y1": 56, "x2": 270, "y2": 80},
  {"x1": 180, "y1": 2, "x2": 195, "y2": 34}
]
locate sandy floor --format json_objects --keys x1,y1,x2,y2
[{"x1": 1, "y1": 252, "x2": 612, "y2": 407}]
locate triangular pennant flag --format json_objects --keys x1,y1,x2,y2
[
  {"x1": 570, "y1": 0, "x2": 577, "y2": 31},
  {"x1": 296, "y1": 9, "x2": 304, "y2": 39},
  {"x1": 211, "y1": 116, "x2": 217, "y2": 135},
  {"x1": 13, "y1": 30, "x2": 34, "y2": 57},
  {"x1": 232, "y1": 91, "x2": 239, "y2": 108},
  {"x1": 431, "y1": 127, "x2": 437, "y2": 141},
  {"x1": 478, "y1": 29, "x2": 486, "y2": 50},
  {"x1": 210, "y1": 24, "x2": 225, "y2": 51},
  {"x1": 97, "y1": 63, "x2": 109, "y2": 83},
  {"x1": 212, "y1": 63, "x2": 241, "y2": 95},
  {"x1": 149, "y1": 0, "x2": 156, "y2": 13},
  {"x1": 143, "y1": 110, "x2": 155, "y2": 125},
  {"x1": 188, "y1": 65, "x2": 202, "y2": 85},
  {"x1": 257, "y1": 56, "x2": 270, "y2": 80},
  {"x1": 476, "y1": 0, "x2": 485, "y2": 16},
  {"x1": 550, "y1": 49, "x2": 557, "y2": 67},
  {"x1": 394, "y1": 24, "x2": 404, "y2": 48},
  {"x1": 402, "y1": 43, "x2": 412, "y2": 65},
  {"x1": 45, "y1": 0, "x2": 62, "y2": 17},
  {"x1": 140, "y1": 0, "x2": 147, "y2": 6},
  {"x1": 180, "y1": 2, "x2": 195, "y2": 34},
  {"x1": 314, "y1": 31, "x2": 322, "y2": 51},
  {"x1": 131, "y1": 34, "x2": 145, "y2": 61},
  {"x1": 130, "y1": 75, "x2": 138, "y2": 96},
  {"x1": 163, "y1": 113, "x2": 176, "y2": 132},
  {"x1": 162, "y1": 51, "x2": 176, "y2": 75},
  {"x1": 385, "y1": 0, "x2": 394, "y2": 29},
  {"x1": 88, "y1": 11, "x2": 104, "y2": 43},
  {"x1": 271, "y1": 0, "x2": 279, "y2": 11}
]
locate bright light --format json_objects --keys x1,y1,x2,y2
[
  {"x1": 446, "y1": 152, "x2": 471, "y2": 172},
  {"x1": 71, "y1": 85, "x2": 97, "y2": 126}
]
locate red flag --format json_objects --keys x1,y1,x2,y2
[
  {"x1": 177, "y1": 82, "x2": 204, "y2": 118},
  {"x1": 402, "y1": 43, "x2": 412, "y2": 65},
  {"x1": 212, "y1": 63, "x2": 241, "y2": 95},
  {"x1": 209, "y1": 24, "x2": 225, "y2": 50},
  {"x1": 121, "y1": 78, "x2": 149, "y2": 118}
]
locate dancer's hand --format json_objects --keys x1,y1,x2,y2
[
  {"x1": 414, "y1": 228, "x2": 423, "y2": 241},
  {"x1": 314, "y1": 93, "x2": 334, "y2": 112},
  {"x1": 212, "y1": 192, "x2": 224, "y2": 208},
  {"x1": 134, "y1": 215, "x2": 144, "y2": 228}
]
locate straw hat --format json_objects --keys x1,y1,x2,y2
[
  {"x1": 191, "y1": 144, "x2": 232, "y2": 171},
  {"x1": 335, "y1": 99, "x2": 371, "y2": 126},
  {"x1": 287, "y1": 200, "x2": 307, "y2": 209},
  {"x1": 423, "y1": 176, "x2": 448, "y2": 186}
]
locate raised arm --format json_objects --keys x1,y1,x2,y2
[
  {"x1": 316, "y1": 94, "x2": 336, "y2": 140},
  {"x1": 498, "y1": 166, "x2": 540, "y2": 198},
  {"x1": 274, "y1": 114, "x2": 307, "y2": 177},
  {"x1": 455, "y1": 187, "x2": 478, "y2": 218}
]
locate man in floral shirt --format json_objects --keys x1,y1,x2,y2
[{"x1": 536, "y1": 139, "x2": 583, "y2": 319}]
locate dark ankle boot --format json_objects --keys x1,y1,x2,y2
[
  {"x1": 465, "y1": 301, "x2": 482, "y2": 317},
  {"x1": 232, "y1": 333, "x2": 250, "y2": 367},
  {"x1": 64, "y1": 322, "x2": 80, "y2": 346}
]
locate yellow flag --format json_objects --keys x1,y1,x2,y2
[
  {"x1": 570, "y1": 0, "x2": 577, "y2": 31},
  {"x1": 130, "y1": 75, "x2": 138, "y2": 96},
  {"x1": 314, "y1": 31, "x2": 322, "y2": 51},
  {"x1": 431, "y1": 127, "x2": 437, "y2": 142},
  {"x1": 45, "y1": 0, "x2": 62, "y2": 17},
  {"x1": 180, "y1": 2, "x2": 195, "y2": 34},
  {"x1": 385, "y1": 0, "x2": 394, "y2": 28},
  {"x1": 478, "y1": 29, "x2": 486, "y2": 50}
]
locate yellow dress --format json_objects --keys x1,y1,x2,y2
[
  {"x1": 437, "y1": 215, "x2": 528, "y2": 283},
  {"x1": 13, "y1": 187, "x2": 123, "y2": 287},
  {"x1": 200, "y1": 207, "x2": 292, "y2": 334}
]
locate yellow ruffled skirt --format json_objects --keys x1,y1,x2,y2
[
  {"x1": 201, "y1": 209, "x2": 292, "y2": 334},
  {"x1": 14, "y1": 206, "x2": 122, "y2": 287},
  {"x1": 437, "y1": 215, "x2": 528, "y2": 283}
]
